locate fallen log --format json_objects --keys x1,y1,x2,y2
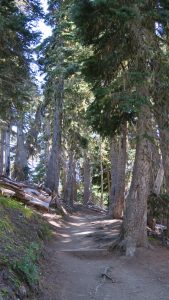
[
  {"x1": 0, "y1": 176, "x2": 51, "y2": 211},
  {"x1": 50, "y1": 193, "x2": 68, "y2": 216}
]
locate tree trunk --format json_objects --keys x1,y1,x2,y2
[
  {"x1": 153, "y1": 63, "x2": 169, "y2": 236},
  {"x1": 159, "y1": 130, "x2": 169, "y2": 194},
  {"x1": 45, "y1": 79, "x2": 64, "y2": 193},
  {"x1": 13, "y1": 118, "x2": 28, "y2": 181},
  {"x1": 100, "y1": 142, "x2": 104, "y2": 208},
  {"x1": 44, "y1": 118, "x2": 51, "y2": 170},
  {"x1": 61, "y1": 148, "x2": 68, "y2": 198},
  {"x1": 153, "y1": 163, "x2": 164, "y2": 195},
  {"x1": 107, "y1": 170, "x2": 111, "y2": 207},
  {"x1": 109, "y1": 123, "x2": 127, "y2": 219},
  {"x1": 147, "y1": 145, "x2": 164, "y2": 230},
  {"x1": 83, "y1": 151, "x2": 91, "y2": 205},
  {"x1": 118, "y1": 107, "x2": 152, "y2": 256},
  {"x1": 153, "y1": 55, "x2": 169, "y2": 194},
  {"x1": 4, "y1": 124, "x2": 10, "y2": 177},
  {"x1": 63, "y1": 148, "x2": 74, "y2": 207},
  {"x1": 153, "y1": 102, "x2": 169, "y2": 194},
  {"x1": 72, "y1": 159, "x2": 77, "y2": 203},
  {"x1": 0, "y1": 129, "x2": 5, "y2": 175},
  {"x1": 157, "y1": 123, "x2": 169, "y2": 237}
]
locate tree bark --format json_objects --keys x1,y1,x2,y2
[
  {"x1": 159, "y1": 131, "x2": 169, "y2": 194},
  {"x1": 118, "y1": 107, "x2": 152, "y2": 256},
  {"x1": 153, "y1": 162, "x2": 164, "y2": 195},
  {"x1": 83, "y1": 150, "x2": 91, "y2": 205},
  {"x1": 109, "y1": 123, "x2": 127, "y2": 219},
  {"x1": 0, "y1": 129, "x2": 5, "y2": 175},
  {"x1": 153, "y1": 61, "x2": 169, "y2": 236},
  {"x1": 63, "y1": 148, "x2": 74, "y2": 207},
  {"x1": 153, "y1": 102, "x2": 169, "y2": 194},
  {"x1": 13, "y1": 118, "x2": 28, "y2": 181},
  {"x1": 4, "y1": 124, "x2": 10, "y2": 177},
  {"x1": 61, "y1": 148, "x2": 68, "y2": 198},
  {"x1": 107, "y1": 170, "x2": 111, "y2": 207},
  {"x1": 45, "y1": 79, "x2": 64, "y2": 193},
  {"x1": 100, "y1": 142, "x2": 104, "y2": 208},
  {"x1": 157, "y1": 124, "x2": 169, "y2": 236},
  {"x1": 72, "y1": 159, "x2": 77, "y2": 203},
  {"x1": 44, "y1": 118, "x2": 51, "y2": 170}
]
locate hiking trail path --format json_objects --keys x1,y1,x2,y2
[{"x1": 36, "y1": 209, "x2": 169, "y2": 300}]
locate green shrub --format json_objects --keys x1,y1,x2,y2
[
  {"x1": 0, "y1": 197, "x2": 33, "y2": 218},
  {"x1": 0, "y1": 217, "x2": 13, "y2": 236},
  {"x1": 38, "y1": 223, "x2": 52, "y2": 240},
  {"x1": 12, "y1": 242, "x2": 40, "y2": 288}
]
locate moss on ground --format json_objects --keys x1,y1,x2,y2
[{"x1": 0, "y1": 197, "x2": 52, "y2": 299}]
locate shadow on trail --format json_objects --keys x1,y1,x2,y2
[{"x1": 35, "y1": 209, "x2": 169, "y2": 300}]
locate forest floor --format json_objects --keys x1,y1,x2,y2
[{"x1": 35, "y1": 208, "x2": 169, "y2": 300}]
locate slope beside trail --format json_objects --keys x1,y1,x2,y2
[{"x1": 35, "y1": 209, "x2": 169, "y2": 300}]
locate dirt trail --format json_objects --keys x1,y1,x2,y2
[{"x1": 35, "y1": 210, "x2": 169, "y2": 300}]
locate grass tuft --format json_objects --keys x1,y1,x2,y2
[{"x1": 0, "y1": 197, "x2": 33, "y2": 218}]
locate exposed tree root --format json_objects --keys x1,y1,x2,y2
[{"x1": 108, "y1": 236, "x2": 152, "y2": 257}]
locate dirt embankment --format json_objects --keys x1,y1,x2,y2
[
  {"x1": 36, "y1": 210, "x2": 169, "y2": 300},
  {"x1": 0, "y1": 197, "x2": 51, "y2": 300}
]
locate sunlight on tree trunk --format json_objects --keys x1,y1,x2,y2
[
  {"x1": 64, "y1": 148, "x2": 75, "y2": 207},
  {"x1": 109, "y1": 123, "x2": 127, "y2": 219},
  {"x1": 83, "y1": 150, "x2": 91, "y2": 205},
  {"x1": 4, "y1": 124, "x2": 10, "y2": 177},
  {"x1": 118, "y1": 107, "x2": 152, "y2": 256},
  {"x1": 45, "y1": 79, "x2": 64, "y2": 193}
]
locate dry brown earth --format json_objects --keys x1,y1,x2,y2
[{"x1": 35, "y1": 210, "x2": 169, "y2": 300}]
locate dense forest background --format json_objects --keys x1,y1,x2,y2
[{"x1": 1, "y1": 0, "x2": 169, "y2": 256}]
